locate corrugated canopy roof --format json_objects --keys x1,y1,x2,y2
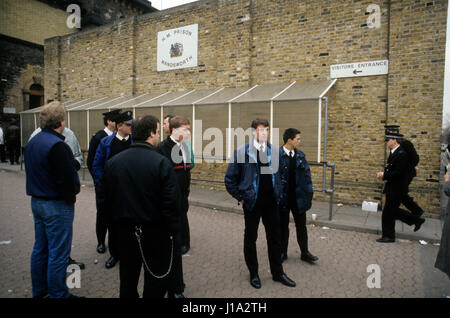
[{"x1": 19, "y1": 80, "x2": 337, "y2": 114}]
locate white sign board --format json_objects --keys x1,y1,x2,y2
[
  {"x1": 3, "y1": 107, "x2": 16, "y2": 114},
  {"x1": 157, "y1": 24, "x2": 198, "y2": 72},
  {"x1": 330, "y1": 60, "x2": 388, "y2": 78}
]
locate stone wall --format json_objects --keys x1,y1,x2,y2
[{"x1": 43, "y1": 0, "x2": 447, "y2": 217}]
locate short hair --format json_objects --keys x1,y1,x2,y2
[
  {"x1": 283, "y1": 128, "x2": 301, "y2": 144},
  {"x1": 131, "y1": 115, "x2": 160, "y2": 142},
  {"x1": 40, "y1": 101, "x2": 66, "y2": 130},
  {"x1": 164, "y1": 114, "x2": 175, "y2": 121},
  {"x1": 169, "y1": 116, "x2": 190, "y2": 134},
  {"x1": 251, "y1": 118, "x2": 269, "y2": 130}
]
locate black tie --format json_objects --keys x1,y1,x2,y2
[{"x1": 289, "y1": 151, "x2": 294, "y2": 158}]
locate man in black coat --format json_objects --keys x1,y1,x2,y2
[
  {"x1": 376, "y1": 132, "x2": 425, "y2": 243},
  {"x1": 98, "y1": 115, "x2": 181, "y2": 298},
  {"x1": 157, "y1": 116, "x2": 192, "y2": 298},
  {"x1": 384, "y1": 125, "x2": 425, "y2": 218},
  {"x1": 86, "y1": 109, "x2": 121, "y2": 255}
]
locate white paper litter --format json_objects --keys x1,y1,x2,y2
[
  {"x1": 337, "y1": 203, "x2": 343, "y2": 207},
  {"x1": 419, "y1": 240, "x2": 428, "y2": 245},
  {"x1": 321, "y1": 227, "x2": 330, "y2": 230},
  {"x1": 433, "y1": 243, "x2": 440, "y2": 247},
  {"x1": 0, "y1": 241, "x2": 11, "y2": 245},
  {"x1": 320, "y1": 236, "x2": 327, "y2": 240},
  {"x1": 94, "y1": 259, "x2": 98, "y2": 264}
]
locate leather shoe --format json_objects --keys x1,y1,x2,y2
[
  {"x1": 105, "y1": 256, "x2": 118, "y2": 269},
  {"x1": 301, "y1": 252, "x2": 318, "y2": 264},
  {"x1": 273, "y1": 273, "x2": 296, "y2": 287},
  {"x1": 250, "y1": 274, "x2": 261, "y2": 289},
  {"x1": 180, "y1": 245, "x2": 190, "y2": 255},
  {"x1": 96, "y1": 243, "x2": 106, "y2": 254},
  {"x1": 414, "y1": 217, "x2": 425, "y2": 232},
  {"x1": 281, "y1": 253, "x2": 288, "y2": 263},
  {"x1": 68, "y1": 257, "x2": 85, "y2": 270},
  {"x1": 376, "y1": 237, "x2": 395, "y2": 243},
  {"x1": 168, "y1": 293, "x2": 185, "y2": 298}
]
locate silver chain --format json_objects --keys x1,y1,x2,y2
[{"x1": 135, "y1": 226, "x2": 173, "y2": 279}]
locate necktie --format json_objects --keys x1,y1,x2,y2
[{"x1": 289, "y1": 151, "x2": 293, "y2": 158}]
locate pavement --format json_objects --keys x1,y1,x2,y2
[
  {"x1": 1, "y1": 162, "x2": 449, "y2": 298},
  {"x1": 2, "y1": 162, "x2": 443, "y2": 244}
]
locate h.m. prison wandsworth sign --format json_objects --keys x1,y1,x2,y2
[{"x1": 157, "y1": 24, "x2": 198, "y2": 72}]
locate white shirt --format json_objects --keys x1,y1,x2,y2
[
  {"x1": 115, "y1": 133, "x2": 130, "y2": 141},
  {"x1": 104, "y1": 127, "x2": 114, "y2": 136},
  {"x1": 170, "y1": 135, "x2": 187, "y2": 164},
  {"x1": 283, "y1": 146, "x2": 295, "y2": 157},
  {"x1": 0, "y1": 127, "x2": 4, "y2": 145},
  {"x1": 391, "y1": 144, "x2": 400, "y2": 155},
  {"x1": 253, "y1": 139, "x2": 266, "y2": 152}
]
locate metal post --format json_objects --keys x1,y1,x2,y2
[
  {"x1": 322, "y1": 97, "x2": 329, "y2": 191},
  {"x1": 328, "y1": 163, "x2": 335, "y2": 221}
]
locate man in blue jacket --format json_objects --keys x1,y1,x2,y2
[
  {"x1": 24, "y1": 101, "x2": 81, "y2": 298},
  {"x1": 225, "y1": 118, "x2": 296, "y2": 289},
  {"x1": 92, "y1": 110, "x2": 134, "y2": 268},
  {"x1": 279, "y1": 128, "x2": 318, "y2": 264}
]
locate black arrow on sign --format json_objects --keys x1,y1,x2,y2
[{"x1": 353, "y1": 69, "x2": 362, "y2": 74}]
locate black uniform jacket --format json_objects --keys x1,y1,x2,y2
[
  {"x1": 157, "y1": 136, "x2": 192, "y2": 200},
  {"x1": 98, "y1": 142, "x2": 182, "y2": 235},
  {"x1": 87, "y1": 129, "x2": 108, "y2": 176},
  {"x1": 383, "y1": 146, "x2": 409, "y2": 197}
]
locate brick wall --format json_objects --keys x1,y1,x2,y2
[{"x1": 43, "y1": 0, "x2": 447, "y2": 217}]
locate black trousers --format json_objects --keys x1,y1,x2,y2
[
  {"x1": 95, "y1": 185, "x2": 109, "y2": 245},
  {"x1": 382, "y1": 193, "x2": 420, "y2": 239},
  {"x1": 243, "y1": 198, "x2": 283, "y2": 278},
  {"x1": 0, "y1": 144, "x2": 6, "y2": 162},
  {"x1": 180, "y1": 196, "x2": 190, "y2": 248},
  {"x1": 7, "y1": 141, "x2": 20, "y2": 164},
  {"x1": 167, "y1": 232, "x2": 184, "y2": 294},
  {"x1": 118, "y1": 222, "x2": 172, "y2": 298},
  {"x1": 280, "y1": 208, "x2": 308, "y2": 255},
  {"x1": 401, "y1": 193, "x2": 424, "y2": 216}
]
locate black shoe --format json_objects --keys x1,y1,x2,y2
[
  {"x1": 301, "y1": 252, "x2": 318, "y2": 264},
  {"x1": 250, "y1": 273, "x2": 261, "y2": 289},
  {"x1": 273, "y1": 273, "x2": 296, "y2": 287},
  {"x1": 180, "y1": 245, "x2": 190, "y2": 255},
  {"x1": 68, "y1": 257, "x2": 85, "y2": 270},
  {"x1": 281, "y1": 253, "x2": 288, "y2": 263},
  {"x1": 168, "y1": 293, "x2": 185, "y2": 299},
  {"x1": 414, "y1": 217, "x2": 425, "y2": 232},
  {"x1": 105, "y1": 256, "x2": 117, "y2": 269},
  {"x1": 68, "y1": 294, "x2": 85, "y2": 298},
  {"x1": 376, "y1": 237, "x2": 395, "y2": 243},
  {"x1": 96, "y1": 243, "x2": 106, "y2": 254}
]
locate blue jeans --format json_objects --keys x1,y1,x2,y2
[{"x1": 30, "y1": 198, "x2": 74, "y2": 298}]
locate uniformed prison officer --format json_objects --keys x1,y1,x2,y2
[
  {"x1": 376, "y1": 132, "x2": 426, "y2": 243},
  {"x1": 225, "y1": 118, "x2": 296, "y2": 289},
  {"x1": 98, "y1": 115, "x2": 181, "y2": 298},
  {"x1": 92, "y1": 110, "x2": 134, "y2": 268},
  {"x1": 278, "y1": 128, "x2": 318, "y2": 264},
  {"x1": 384, "y1": 125, "x2": 425, "y2": 219},
  {"x1": 87, "y1": 109, "x2": 121, "y2": 255},
  {"x1": 157, "y1": 116, "x2": 194, "y2": 298}
]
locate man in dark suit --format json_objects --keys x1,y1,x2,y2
[
  {"x1": 93, "y1": 110, "x2": 134, "y2": 269},
  {"x1": 376, "y1": 132, "x2": 426, "y2": 243},
  {"x1": 87, "y1": 109, "x2": 121, "y2": 255},
  {"x1": 225, "y1": 118, "x2": 296, "y2": 289},
  {"x1": 384, "y1": 125, "x2": 425, "y2": 219},
  {"x1": 157, "y1": 116, "x2": 192, "y2": 298},
  {"x1": 98, "y1": 115, "x2": 181, "y2": 298},
  {"x1": 279, "y1": 128, "x2": 318, "y2": 264}
]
